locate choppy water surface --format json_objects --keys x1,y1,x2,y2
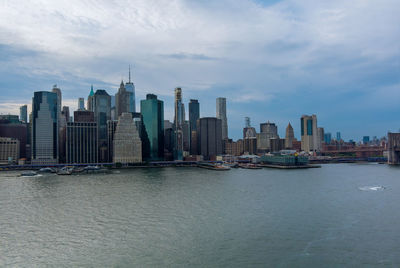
[{"x1": 1, "y1": 164, "x2": 400, "y2": 267}]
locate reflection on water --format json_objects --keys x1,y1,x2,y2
[{"x1": 1, "y1": 164, "x2": 400, "y2": 267}]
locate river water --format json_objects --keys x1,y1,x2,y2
[{"x1": 1, "y1": 163, "x2": 400, "y2": 267}]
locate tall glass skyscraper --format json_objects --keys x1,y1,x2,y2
[
  {"x1": 140, "y1": 94, "x2": 164, "y2": 161},
  {"x1": 189, "y1": 99, "x2": 200, "y2": 132},
  {"x1": 125, "y1": 65, "x2": 136, "y2": 113},
  {"x1": 31, "y1": 91, "x2": 58, "y2": 164},
  {"x1": 216, "y1": 97, "x2": 228, "y2": 140},
  {"x1": 88, "y1": 89, "x2": 111, "y2": 162}
]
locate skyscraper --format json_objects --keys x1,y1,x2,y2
[
  {"x1": 285, "y1": 123, "x2": 295, "y2": 149},
  {"x1": 125, "y1": 65, "x2": 136, "y2": 113},
  {"x1": 88, "y1": 89, "x2": 111, "y2": 162},
  {"x1": 140, "y1": 94, "x2": 164, "y2": 161},
  {"x1": 189, "y1": 99, "x2": 200, "y2": 132},
  {"x1": 115, "y1": 81, "x2": 131, "y2": 117},
  {"x1": 78, "y1": 98, "x2": 85, "y2": 110},
  {"x1": 113, "y1": 113, "x2": 142, "y2": 163},
  {"x1": 257, "y1": 122, "x2": 278, "y2": 151},
  {"x1": 324, "y1": 133, "x2": 332, "y2": 144},
  {"x1": 174, "y1": 87, "x2": 185, "y2": 159},
  {"x1": 31, "y1": 91, "x2": 58, "y2": 164},
  {"x1": 300, "y1": 114, "x2": 321, "y2": 153},
  {"x1": 197, "y1": 117, "x2": 222, "y2": 160},
  {"x1": 66, "y1": 119, "x2": 97, "y2": 164},
  {"x1": 19, "y1": 105, "x2": 27, "y2": 123},
  {"x1": 216, "y1": 97, "x2": 228, "y2": 140}
]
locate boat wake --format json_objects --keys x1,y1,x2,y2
[{"x1": 359, "y1": 186, "x2": 385, "y2": 191}]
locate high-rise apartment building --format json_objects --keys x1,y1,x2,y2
[
  {"x1": 19, "y1": 105, "x2": 27, "y2": 123},
  {"x1": 300, "y1": 114, "x2": 321, "y2": 153},
  {"x1": 197, "y1": 117, "x2": 222, "y2": 160},
  {"x1": 113, "y1": 113, "x2": 142, "y2": 163},
  {"x1": 31, "y1": 91, "x2": 58, "y2": 164},
  {"x1": 216, "y1": 97, "x2": 228, "y2": 140},
  {"x1": 140, "y1": 94, "x2": 164, "y2": 161}
]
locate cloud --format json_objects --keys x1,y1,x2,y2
[{"x1": 0, "y1": 0, "x2": 399, "y2": 140}]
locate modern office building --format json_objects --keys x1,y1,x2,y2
[
  {"x1": 0, "y1": 137, "x2": 20, "y2": 164},
  {"x1": 107, "y1": 120, "x2": 118, "y2": 162},
  {"x1": 74, "y1": 110, "x2": 95, "y2": 122},
  {"x1": 125, "y1": 65, "x2": 136, "y2": 113},
  {"x1": 113, "y1": 113, "x2": 142, "y2": 163},
  {"x1": 285, "y1": 123, "x2": 295, "y2": 149},
  {"x1": 216, "y1": 97, "x2": 228, "y2": 140},
  {"x1": 140, "y1": 94, "x2": 164, "y2": 161},
  {"x1": 363, "y1": 136, "x2": 370, "y2": 145},
  {"x1": 19, "y1": 105, "x2": 27, "y2": 123},
  {"x1": 196, "y1": 117, "x2": 222, "y2": 160},
  {"x1": 300, "y1": 114, "x2": 321, "y2": 153},
  {"x1": 189, "y1": 99, "x2": 200, "y2": 155},
  {"x1": 88, "y1": 89, "x2": 111, "y2": 162},
  {"x1": 115, "y1": 81, "x2": 132, "y2": 117},
  {"x1": 66, "y1": 121, "x2": 98, "y2": 164},
  {"x1": 31, "y1": 91, "x2": 58, "y2": 164},
  {"x1": 78, "y1": 98, "x2": 85, "y2": 110}
]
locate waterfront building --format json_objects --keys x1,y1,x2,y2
[
  {"x1": 0, "y1": 137, "x2": 19, "y2": 164},
  {"x1": 113, "y1": 113, "x2": 142, "y2": 163},
  {"x1": 0, "y1": 120, "x2": 28, "y2": 159},
  {"x1": 270, "y1": 138, "x2": 285, "y2": 153},
  {"x1": 216, "y1": 97, "x2": 228, "y2": 140},
  {"x1": 125, "y1": 66, "x2": 136, "y2": 113},
  {"x1": 324, "y1": 133, "x2": 332, "y2": 144},
  {"x1": 88, "y1": 89, "x2": 111, "y2": 162},
  {"x1": 300, "y1": 114, "x2": 321, "y2": 153},
  {"x1": 78, "y1": 98, "x2": 85, "y2": 110},
  {"x1": 164, "y1": 120, "x2": 174, "y2": 160},
  {"x1": 115, "y1": 81, "x2": 132, "y2": 117},
  {"x1": 140, "y1": 94, "x2": 164, "y2": 161},
  {"x1": 107, "y1": 120, "x2": 118, "y2": 162},
  {"x1": 196, "y1": 117, "x2": 222, "y2": 160},
  {"x1": 31, "y1": 91, "x2": 58, "y2": 164},
  {"x1": 285, "y1": 123, "x2": 295, "y2": 149},
  {"x1": 20, "y1": 105, "x2": 27, "y2": 123},
  {"x1": 66, "y1": 121, "x2": 97, "y2": 164},
  {"x1": 224, "y1": 139, "x2": 244, "y2": 156}
]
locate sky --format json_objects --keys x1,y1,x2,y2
[{"x1": 0, "y1": 0, "x2": 399, "y2": 141}]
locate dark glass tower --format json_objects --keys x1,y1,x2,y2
[
  {"x1": 140, "y1": 94, "x2": 164, "y2": 161},
  {"x1": 31, "y1": 91, "x2": 58, "y2": 164}
]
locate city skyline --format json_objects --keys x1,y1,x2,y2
[{"x1": 0, "y1": 0, "x2": 399, "y2": 140}]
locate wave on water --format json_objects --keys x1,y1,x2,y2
[{"x1": 359, "y1": 186, "x2": 385, "y2": 191}]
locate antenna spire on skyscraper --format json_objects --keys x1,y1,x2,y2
[{"x1": 129, "y1": 65, "x2": 131, "y2": 83}]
